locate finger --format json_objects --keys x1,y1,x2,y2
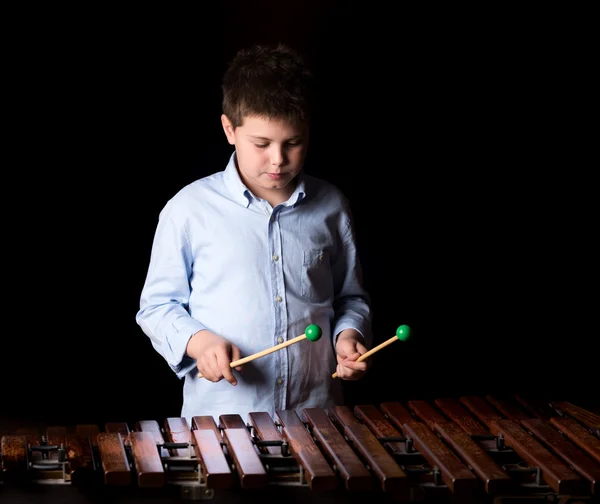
[
  {"x1": 216, "y1": 351, "x2": 237, "y2": 386},
  {"x1": 350, "y1": 345, "x2": 372, "y2": 368},
  {"x1": 197, "y1": 363, "x2": 211, "y2": 381},
  {"x1": 230, "y1": 345, "x2": 243, "y2": 372},
  {"x1": 341, "y1": 359, "x2": 369, "y2": 373},
  {"x1": 206, "y1": 355, "x2": 224, "y2": 382},
  {"x1": 343, "y1": 370, "x2": 365, "y2": 381},
  {"x1": 198, "y1": 356, "x2": 219, "y2": 382},
  {"x1": 341, "y1": 364, "x2": 367, "y2": 381},
  {"x1": 336, "y1": 347, "x2": 349, "y2": 360},
  {"x1": 343, "y1": 351, "x2": 362, "y2": 362},
  {"x1": 355, "y1": 353, "x2": 372, "y2": 370},
  {"x1": 335, "y1": 362, "x2": 349, "y2": 380},
  {"x1": 336, "y1": 339, "x2": 357, "y2": 358},
  {"x1": 336, "y1": 352, "x2": 362, "y2": 370},
  {"x1": 356, "y1": 342, "x2": 369, "y2": 354},
  {"x1": 336, "y1": 346, "x2": 359, "y2": 362},
  {"x1": 337, "y1": 362, "x2": 363, "y2": 381}
]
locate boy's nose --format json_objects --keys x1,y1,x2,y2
[{"x1": 270, "y1": 148, "x2": 285, "y2": 166}]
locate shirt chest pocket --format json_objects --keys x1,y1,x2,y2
[{"x1": 301, "y1": 249, "x2": 333, "y2": 303}]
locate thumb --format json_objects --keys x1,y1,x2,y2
[
  {"x1": 231, "y1": 344, "x2": 243, "y2": 371},
  {"x1": 356, "y1": 341, "x2": 368, "y2": 355},
  {"x1": 337, "y1": 337, "x2": 359, "y2": 356}
]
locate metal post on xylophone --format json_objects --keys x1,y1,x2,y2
[
  {"x1": 244, "y1": 420, "x2": 304, "y2": 486},
  {"x1": 27, "y1": 435, "x2": 69, "y2": 483}
]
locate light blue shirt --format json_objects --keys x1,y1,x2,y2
[{"x1": 136, "y1": 152, "x2": 372, "y2": 424}]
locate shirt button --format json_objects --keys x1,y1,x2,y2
[
  {"x1": 277, "y1": 337, "x2": 284, "y2": 344},
  {"x1": 273, "y1": 254, "x2": 279, "y2": 261},
  {"x1": 277, "y1": 377, "x2": 283, "y2": 385},
  {"x1": 275, "y1": 295, "x2": 282, "y2": 303}
]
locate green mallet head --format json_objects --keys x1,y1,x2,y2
[
  {"x1": 305, "y1": 324, "x2": 322, "y2": 342},
  {"x1": 396, "y1": 324, "x2": 412, "y2": 341}
]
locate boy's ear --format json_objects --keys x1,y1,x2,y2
[{"x1": 221, "y1": 114, "x2": 236, "y2": 145}]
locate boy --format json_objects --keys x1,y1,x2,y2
[{"x1": 136, "y1": 43, "x2": 372, "y2": 423}]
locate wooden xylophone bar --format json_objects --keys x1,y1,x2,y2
[{"x1": 1, "y1": 395, "x2": 599, "y2": 503}]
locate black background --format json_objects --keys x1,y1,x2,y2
[{"x1": 2, "y1": 3, "x2": 596, "y2": 431}]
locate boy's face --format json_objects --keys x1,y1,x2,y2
[{"x1": 221, "y1": 114, "x2": 309, "y2": 202}]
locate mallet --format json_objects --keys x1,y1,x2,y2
[
  {"x1": 198, "y1": 324, "x2": 323, "y2": 379},
  {"x1": 332, "y1": 324, "x2": 412, "y2": 378}
]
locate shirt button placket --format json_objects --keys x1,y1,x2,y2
[{"x1": 270, "y1": 208, "x2": 286, "y2": 409}]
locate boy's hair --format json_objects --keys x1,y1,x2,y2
[{"x1": 222, "y1": 43, "x2": 315, "y2": 128}]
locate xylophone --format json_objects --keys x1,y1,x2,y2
[{"x1": 1, "y1": 395, "x2": 599, "y2": 504}]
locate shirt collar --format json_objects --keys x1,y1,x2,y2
[
  {"x1": 223, "y1": 152, "x2": 253, "y2": 207},
  {"x1": 223, "y1": 150, "x2": 307, "y2": 208},
  {"x1": 288, "y1": 173, "x2": 306, "y2": 207}
]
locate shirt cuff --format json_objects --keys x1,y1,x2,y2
[
  {"x1": 168, "y1": 317, "x2": 207, "y2": 378},
  {"x1": 333, "y1": 320, "x2": 371, "y2": 348}
]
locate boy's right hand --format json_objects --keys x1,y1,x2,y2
[{"x1": 186, "y1": 330, "x2": 242, "y2": 385}]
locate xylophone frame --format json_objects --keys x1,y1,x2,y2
[{"x1": 1, "y1": 394, "x2": 599, "y2": 504}]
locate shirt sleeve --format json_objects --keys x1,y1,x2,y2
[
  {"x1": 331, "y1": 203, "x2": 373, "y2": 349},
  {"x1": 135, "y1": 200, "x2": 206, "y2": 378}
]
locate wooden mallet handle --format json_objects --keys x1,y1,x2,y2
[
  {"x1": 197, "y1": 324, "x2": 322, "y2": 379},
  {"x1": 332, "y1": 324, "x2": 411, "y2": 378}
]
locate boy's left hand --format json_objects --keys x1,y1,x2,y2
[{"x1": 334, "y1": 329, "x2": 370, "y2": 380}]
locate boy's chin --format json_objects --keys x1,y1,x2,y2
[{"x1": 263, "y1": 180, "x2": 290, "y2": 189}]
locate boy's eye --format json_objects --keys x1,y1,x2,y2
[{"x1": 254, "y1": 141, "x2": 301, "y2": 149}]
